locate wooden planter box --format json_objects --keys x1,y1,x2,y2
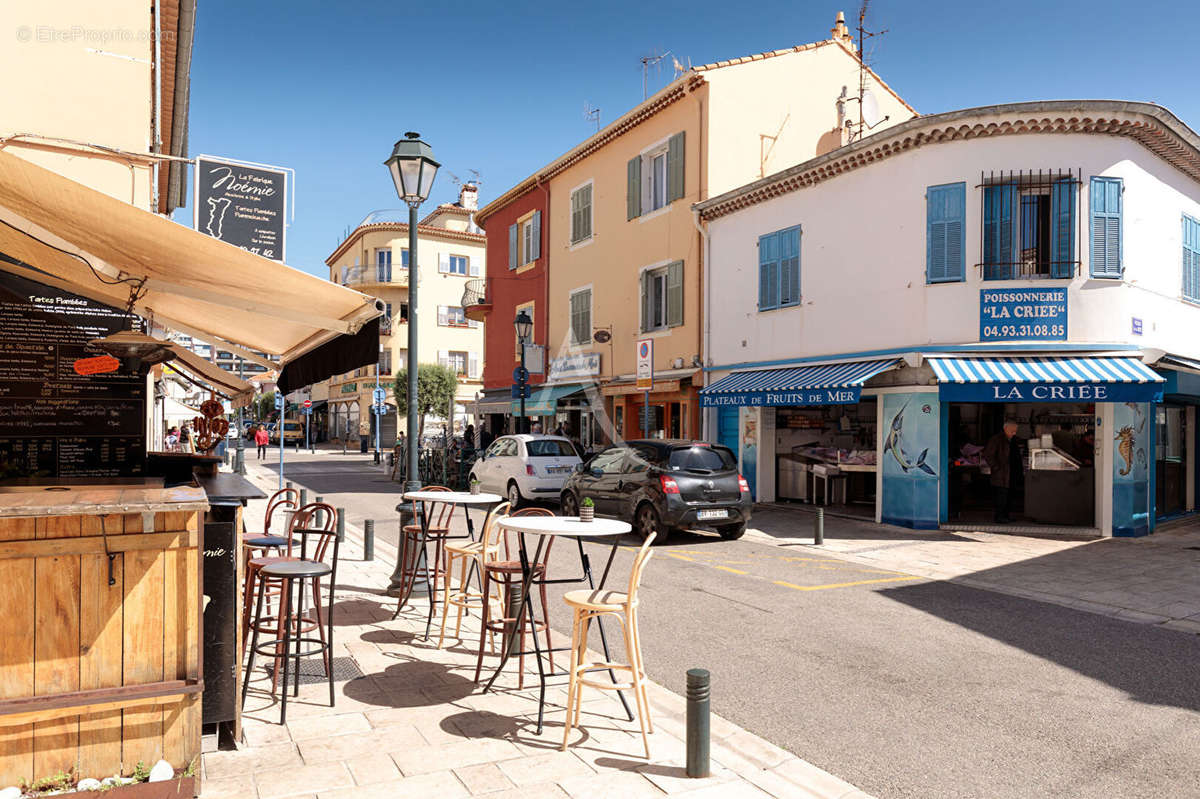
[
  {"x1": 27, "y1": 774, "x2": 197, "y2": 799},
  {"x1": 0, "y1": 486, "x2": 207, "y2": 790}
]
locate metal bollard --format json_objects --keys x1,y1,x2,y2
[
  {"x1": 686, "y1": 669, "x2": 711, "y2": 778},
  {"x1": 386, "y1": 503, "x2": 413, "y2": 596},
  {"x1": 363, "y1": 519, "x2": 375, "y2": 561},
  {"x1": 336, "y1": 507, "x2": 346, "y2": 543},
  {"x1": 286, "y1": 481, "x2": 293, "y2": 491},
  {"x1": 314, "y1": 496, "x2": 324, "y2": 527},
  {"x1": 299, "y1": 488, "x2": 308, "y2": 508},
  {"x1": 814, "y1": 507, "x2": 824, "y2": 545}
]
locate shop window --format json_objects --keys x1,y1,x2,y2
[{"x1": 758, "y1": 226, "x2": 801, "y2": 309}]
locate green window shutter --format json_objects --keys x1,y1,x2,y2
[
  {"x1": 627, "y1": 156, "x2": 642, "y2": 220},
  {"x1": 570, "y1": 190, "x2": 581, "y2": 243},
  {"x1": 580, "y1": 185, "x2": 592, "y2": 240},
  {"x1": 508, "y1": 223, "x2": 518, "y2": 270},
  {"x1": 531, "y1": 211, "x2": 541, "y2": 261},
  {"x1": 666, "y1": 260, "x2": 684, "y2": 327},
  {"x1": 641, "y1": 270, "x2": 652, "y2": 332},
  {"x1": 667, "y1": 132, "x2": 685, "y2": 203}
]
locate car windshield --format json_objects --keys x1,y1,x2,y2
[
  {"x1": 526, "y1": 439, "x2": 576, "y2": 457},
  {"x1": 667, "y1": 445, "x2": 737, "y2": 473}
]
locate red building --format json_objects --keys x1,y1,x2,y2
[{"x1": 466, "y1": 180, "x2": 548, "y2": 436}]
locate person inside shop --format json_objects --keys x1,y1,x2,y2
[
  {"x1": 464, "y1": 424, "x2": 475, "y2": 452},
  {"x1": 554, "y1": 421, "x2": 568, "y2": 438},
  {"x1": 179, "y1": 423, "x2": 193, "y2": 453},
  {"x1": 983, "y1": 419, "x2": 1022, "y2": 523},
  {"x1": 165, "y1": 426, "x2": 180, "y2": 450},
  {"x1": 254, "y1": 424, "x2": 269, "y2": 460}
]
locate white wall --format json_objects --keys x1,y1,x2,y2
[{"x1": 706, "y1": 131, "x2": 1200, "y2": 369}]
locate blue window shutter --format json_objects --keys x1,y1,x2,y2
[
  {"x1": 779, "y1": 227, "x2": 801, "y2": 306},
  {"x1": 1090, "y1": 177, "x2": 1123, "y2": 277},
  {"x1": 927, "y1": 183, "x2": 965, "y2": 283},
  {"x1": 1183, "y1": 215, "x2": 1200, "y2": 301},
  {"x1": 758, "y1": 232, "x2": 779, "y2": 309},
  {"x1": 1049, "y1": 179, "x2": 1076, "y2": 278},
  {"x1": 531, "y1": 211, "x2": 541, "y2": 261},
  {"x1": 508, "y1": 223, "x2": 518, "y2": 270}
]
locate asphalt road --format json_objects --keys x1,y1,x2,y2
[{"x1": 258, "y1": 451, "x2": 1200, "y2": 799}]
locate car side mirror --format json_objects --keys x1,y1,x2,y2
[{"x1": 590, "y1": 468, "x2": 603, "y2": 478}]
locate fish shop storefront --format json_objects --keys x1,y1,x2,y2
[{"x1": 706, "y1": 354, "x2": 1166, "y2": 536}]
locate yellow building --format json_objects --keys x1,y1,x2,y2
[
  {"x1": 0, "y1": 0, "x2": 193, "y2": 214},
  {"x1": 476, "y1": 13, "x2": 914, "y2": 442},
  {"x1": 324, "y1": 183, "x2": 486, "y2": 444}
]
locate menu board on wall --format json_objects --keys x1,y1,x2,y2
[{"x1": 0, "y1": 271, "x2": 146, "y2": 479}]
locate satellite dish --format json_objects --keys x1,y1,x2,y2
[
  {"x1": 593, "y1": 330, "x2": 611, "y2": 344},
  {"x1": 861, "y1": 90, "x2": 882, "y2": 129}
]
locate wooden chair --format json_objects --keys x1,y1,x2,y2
[
  {"x1": 561, "y1": 532, "x2": 657, "y2": 758},
  {"x1": 473, "y1": 507, "x2": 556, "y2": 688},
  {"x1": 392, "y1": 486, "x2": 456, "y2": 618},
  {"x1": 240, "y1": 487, "x2": 299, "y2": 650},
  {"x1": 436, "y1": 501, "x2": 510, "y2": 649}
]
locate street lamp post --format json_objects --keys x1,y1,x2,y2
[
  {"x1": 514, "y1": 310, "x2": 532, "y2": 434},
  {"x1": 385, "y1": 132, "x2": 439, "y2": 492}
]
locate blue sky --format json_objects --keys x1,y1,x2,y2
[{"x1": 176, "y1": 0, "x2": 1200, "y2": 276}]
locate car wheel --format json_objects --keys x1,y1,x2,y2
[
  {"x1": 717, "y1": 522, "x2": 747, "y2": 540},
  {"x1": 635, "y1": 502, "x2": 667, "y2": 544},
  {"x1": 507, "y1": 480, "x2": 523, "y2": 509},
  {"x1": 560, "y1": 492, "x2": 578, "y2": 516}
]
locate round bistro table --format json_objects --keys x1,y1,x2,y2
[
  {"x1": 399, "y1": 491, "x2": 504, "y2": 639},
  {"x1": 482, "y1": 515, "x2": 634, "y2": 734}
]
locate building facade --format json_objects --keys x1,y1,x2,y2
[
  {"x1": 323, "y1": 184, "x2": 486, "y2": 445},
  {"x1": 472, "y1": 15, "x2": 914, "y2": 447},
  {"x1": 697, "y1": 101, "x2": 1200, "y2": 537}
]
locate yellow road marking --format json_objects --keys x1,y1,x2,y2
[
  {"x1": 713, "y1": 565, "x2": 747, "y2": 575},
  {"x1": 773, "y1": 575, "x2": 922, "y2": 591},
  {"x1": 666, "y1": 552, "x2": 695, "y2": 562}
]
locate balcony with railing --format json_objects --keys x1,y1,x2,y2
[
  {"x1": 462, "y1": 278, "x2": 491, "y2": 322},
  {"x1": 337, "y1": 263, "x2": 409, "y2": 289}
]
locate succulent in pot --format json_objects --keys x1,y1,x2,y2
[
  {"x1": 469, "y1": 476, "x2": 481, "y2": 495},
  {"x1": 579, "y1": 496, "x2": 595, "y2": 522}
]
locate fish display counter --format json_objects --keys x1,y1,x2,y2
[{"x1": 1025, "y1": 443, "x2": 1094, "y2": 524}]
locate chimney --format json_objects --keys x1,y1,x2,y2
[
  {"x1": 459, "y1": 181, "x2": 478, "y2": 211},
  {"x1": 831, "y1": 11, "x2": 855, "y2": 51}
]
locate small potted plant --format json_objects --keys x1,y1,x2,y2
[
  {"x1": 579, "y1": 496, "x2": 595, "y2": 522},
  {"x1": 469, "y1": 476, "x2": 481, "y2": 495}
]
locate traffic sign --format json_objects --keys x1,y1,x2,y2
[
  {"x1": 373, "y1": 387, "x2": 387, "y2": 403},
  {"x1": 303, "y1": 399, "x2": 312, "y2": 409},
  {"x1": 302, "y1": 406, "x2": 312, "y2": 415},
  {"x1": 636, "y1": 338, "x2": 653, "y2": 390},
  {"x1": 513, "y1": 366, "x2": 529, "y2": 383},
  {"x1": 274, "y1": 394, "x2": 284, "y2": 410},
  {"x1": 372, "y1": 403, "x2": 386, "y2": 415},
  {"x1": 510, "y1": 384, "x2": 531, "y2": 399}
]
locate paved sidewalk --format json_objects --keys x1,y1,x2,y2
[
  {"x1": 747, "y1": 504, "x2": 1200, "y2": 635},
  {"x1": 201, "y1": 465, "x2": 875, "y2": 799}
]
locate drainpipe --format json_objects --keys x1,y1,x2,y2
[
  {"x1": 152, "y1": 0, "x2": 162, "y2": 212},
  {"x1": 692, "y1": 208, "x2": 711, "y2": 440}
]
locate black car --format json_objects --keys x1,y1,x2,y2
[{"x1": 560, "y1": 439, "x2": 752, "y2": 542}]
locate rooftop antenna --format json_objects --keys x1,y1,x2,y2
[
  {"x1": 671, "y1": 55, "x2": 690, "y2": 80},
  {"x1": 468, "y1": 168, "x2": 483, "y2": 187},
  {"x1": 640, "y1": 48, "x2": 672, "y2": 100},
  {"x1": 847, "y1": 2, "x2": 889, "y2": 141},
  {"x1": 445, "y1": 170, "x2": 462, "y2": 188},
  {"x1": 583, "y1": 102, "x2": 601, "y2": 133}
]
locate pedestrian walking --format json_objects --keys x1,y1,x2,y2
[
  {"x1": 254, "y1": 425, "x2": 269, "y2": 460},
  {"x1": 165, "y1": 426, "x2": 180, "y2": 450},
  {"x1": 179, "y1": 423, "x2": 193, "y2": 453}
]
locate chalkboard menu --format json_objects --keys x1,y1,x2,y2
[{"x1": 0, "y1": 271, "x2": 146, "y2": 479}]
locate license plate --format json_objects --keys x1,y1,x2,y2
[
  {"x1": 548, "y1": 466, "x2": 570, "y2": 474},
  {"x1": 697, "y1": 509, "x2": 729, "y2": 520}
]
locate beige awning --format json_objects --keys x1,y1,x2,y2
[
  {"x1": 162, "y1": 343, "x2": 255, "y2": 409},
  {"x1": 0, "y1": 150, "x2": 382, "y2": 368}
]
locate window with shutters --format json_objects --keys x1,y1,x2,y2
[
  {"x1": 570, "y1": 181, "x2": 593, "y2": 245},
  {"x1": 375, "y1": 248, "x2": 392, "y2": 282},
  {"x1": 926, "y1": 182, "x2": 965, "y2": 283},
  {"x1": 1183, "y1": 215, "x2": 1200, "y2": 302},
  {"x1": 440, "y1": 350, "x2": 468, "y2": 375},
  {"x1": 640, "y1": 261, "x2": 683, "y2": 332},
  {"x1": 569, "y1": 287, "x2": 592, "y2": 345},
  {"x1": 757, "y1": 226, "x2": 801, "y2": 311},
  {"x1": 448, "y1": 255, "x2": 469, "y2": 275},
  {"x1": 629, "y1": 132, "x2": 685, "y2": 219},
  {"x1": 514, "y1": 302, "x2": 535, "y2": 358},
  {"x1": 1090, "y1": 176, "x2": 1123, "y2": 278},
  {"x1": 979, "y1": 170, "x2": 1079, "y2": 280},
  {"x1": 400, "y1": 249, "x2": 409, "y2": 269}
]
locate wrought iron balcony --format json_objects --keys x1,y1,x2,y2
[{"x1": 462, "y1": 278, "x2": 491, "y2": 322}]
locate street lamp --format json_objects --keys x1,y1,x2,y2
[
  {"x1": 385, "y1": 132, "x2": 439, "y2": 491},
  {"x1": 515, "y1": 310, "x2": 532, "y2": 434}
]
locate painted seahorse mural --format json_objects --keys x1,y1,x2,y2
[{"x1": 1115, "y1": 426, "x2": 1135, "y2": 476}]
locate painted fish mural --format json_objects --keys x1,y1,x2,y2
[
  {"x1": 885, "y1": 401, "x2": 936, "y2": 476},
  {"x1": 1115, "y1": 425, "x2": 1135, "y2": 476}
]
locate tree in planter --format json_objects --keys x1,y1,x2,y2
[{"x1": 393, "y1": 363, "x2": 458, "y2": 445}]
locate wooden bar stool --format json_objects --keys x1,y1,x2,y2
[
  {"x1": 437, "y1": 501, "x2": 510, "y2": 649},
  {"x1": 392, "y1": 486, "x2": 457, "y2": 619},
  {"x1": 562, "y1": 533, "x2": 657, "y2": 758},
  {"x1": 243, "y1": 503, "x2": 336, "y2": 694},
  {"x1": 472, "y1": 507, "x2": 555, "y2": 688},
  {"x1": 241, "y1": 488, "x2": 298, "y2": 647}
]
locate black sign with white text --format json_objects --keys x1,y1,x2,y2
[{"x1": 195, "y1": 156, "x2": 287, "y2": 261}]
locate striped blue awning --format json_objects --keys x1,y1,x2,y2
[
  {"x1": 700, "y1": 359, "x2": 900, "y2": 407},
  {"x1": 928, "y1": 355, "x2": 1163, "y2": 384}
]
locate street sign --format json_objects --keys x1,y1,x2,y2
[
  {"x1": 636, "y1": 338, "x2": 654, "y2": 390},
  {"x1": 194, "y1": 155, "x2": 288, "y2": 261},
  {"x1": 510, "y1": 384, "x2": 531, "y2": 399},
  {"x1": 513, "y1": 366, "x2": 529, "y2": 383},
  {"x1": 373, "y1": 387, "x2": 387, "y2": 403},
  {"x1": 303, "y1": 399, "x2": 312, "y2": 409},
  {"x1": 274, "y1": 394, "x2": 284, "y2": 410}
]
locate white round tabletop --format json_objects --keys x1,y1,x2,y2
[
  {"x1": 402, "y1": 490, "x2": 504, "y2": 506},
  {"x1": 496, "y1": 516, "x2": 631, "y2": 538}
]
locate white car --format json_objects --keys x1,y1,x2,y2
[{"x1": 471, "y1": 434, "x2": 582, "y2": 507}]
